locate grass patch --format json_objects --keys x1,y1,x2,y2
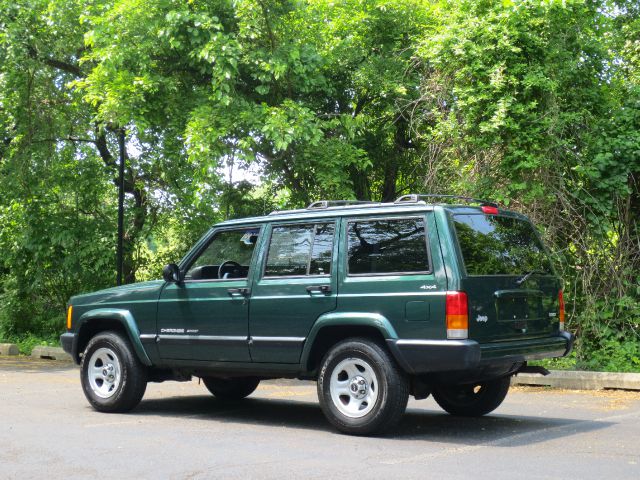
[
  {"x1": 0, "y1": 333, "x2": 60, "y2": 355},
  {"x1": 530, "y1": 348, "x2": 640, "y2": 373},
  {"x1": 530, "y1": 353, "x2": 577, "y2": 371}
]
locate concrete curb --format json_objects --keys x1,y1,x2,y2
[
  {"x1": 512, "y1": 370, "x2": 640, "y2": 391},
  {"x1": 31, "y1": 346, "x2": 72, "y2": 362},
  {"x1": 0, "y1": 343, "x2": 19, "y2": 356}
]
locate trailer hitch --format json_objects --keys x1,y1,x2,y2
[{"x1": 516, "y1": 364, "x2": 550, "y2": 376}]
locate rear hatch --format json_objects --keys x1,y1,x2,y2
[{"x1": 451, "y1": 210, "x2": 561, "y2": 342}]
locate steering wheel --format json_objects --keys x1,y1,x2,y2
[{"x1": 218, "y1": 260, "x2": 242, "y2": 279}]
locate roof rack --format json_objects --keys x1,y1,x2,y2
[
  {"x1": 267, "y1": 200, "x2": 379, "y2": 216},
  {"x1": 267, "y1": 208, "x2": 309, "y2": 216},
  {"x1": 267, "y1": 195, "x2": 498, "y2": 216},
  {"x1": 395, "y1": 194, "x2": 498, "y2": 208},
  {"x1": 306, "y1": 200, "x2": 379, "y2": 210}
]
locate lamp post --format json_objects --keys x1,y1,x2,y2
[{"x1": 116, "y1": 129, "x2": 125, "y2": 286}]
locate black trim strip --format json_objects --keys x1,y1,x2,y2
[
  {"x1": 158, "y1": 335, "x2": 248, "y2": 346},
  {"x1": 250, "y1": 336, "x2": 306, "y2": 347},
  {"x1": 139, "y1": 334, "x2": 156, "y2": 344}
]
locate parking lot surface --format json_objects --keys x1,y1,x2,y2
[{"x1": 1, "y1": 356, "x2": 639, "y2": 479}]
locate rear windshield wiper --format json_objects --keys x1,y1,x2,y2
[{"x1": 515, "y1": 269, "x2": 548, "y2": 286}]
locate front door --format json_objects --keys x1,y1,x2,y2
[
  {"x1": 249, "y1": 221, "x2": 338, "y2": 363},
  {"x1": 156, "y1": 226, "x2": 261, "y2": 362}
]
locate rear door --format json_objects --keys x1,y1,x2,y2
[
  {"x1": 451, "y1": 212, "x2": 561, "y2": 342},
  {"x1": 249, "y1": 221, "x2": 338, "y2": 363}
]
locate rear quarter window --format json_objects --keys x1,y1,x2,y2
[{"x1": 347, "y1": 217, "x2": 430, "y2": 275}]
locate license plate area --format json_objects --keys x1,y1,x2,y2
[{"x1": 495, "y1": 289, "x2": 545, "y2": 324}]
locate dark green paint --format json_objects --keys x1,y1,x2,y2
[
  {"x1": 157, "y1": 279, "x2": 252, "y2": 362},
  {"x1": 69, "y1": 280, "x2": 164, "y2": 364},
  {"x1": 65, "y1": 203, "x2": 569, "y2": 377},
  {"x1": 248, "y1": 221, "x2": 338, "y2": 363},
  {"x1": 77, "y1": 308, "x2": 152, "y2": 366}
]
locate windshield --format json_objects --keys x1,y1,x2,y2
[{"x1": 453, "y1": 214, "x2": 552, "y2": 276}]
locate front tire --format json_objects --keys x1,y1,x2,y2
[
  {"x1": 202, "y1": 376, "x2": 260, "y2": 400},
  {"x1": 317, "y1": 338, "x2": 409, "y2": 435},
  {"x1": 80, "y1": 331, "x2": 148, "y2": 413},
  {"x1": 432, "y1": 376, "x2": 511, "y2": 417}
]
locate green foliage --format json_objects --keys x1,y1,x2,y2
[
  {"x1": 572, "y1": 294, "x2": 640, "y2": 372},
  {"x1": 579, "y1": 336, "x2": 640, "y2": 373},
  {"x1": 407, "y1": 0, "x2": 640, "y2": 371},
  {"x1": 0, "y1": 333, "x2": 60, "y2": 355},
  {"x1": 531, "y1": 350, "x2": 578, "y2": 372},
  {"x1": 1, "y1": 0, "x2": 639, "y2": 370}
]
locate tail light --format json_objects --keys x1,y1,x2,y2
[
  {"x1": 558, "y1": 290, "x2": 565, "y2": 331},
  {"x1": 446, "y1": 291, "x2": 468, "y2": 339}
]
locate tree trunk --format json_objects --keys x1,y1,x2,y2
[
  {"x1": 381, "y1": 160, "x2": 399, "y2": 202},
  {"x1": 95, "y1": 129, "x2": 147, "y2": 284},
  {"x1": 382, "y1": 118, "x2": 411, "y2": 202},
  {"x1": 350, "y1": 166, "x2": 371, "y2": 201}
]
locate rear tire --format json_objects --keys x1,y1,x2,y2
[
  {"x1": 80, "y1": 331, "x2": 148, "y2": 413},
  {"x1": 202, "y1": 376, "x2": 260, "y2": 400},
  {"x1": 317, "y1": 338, "x2": 409, "y2": 435},
  {"x1": 432, "y1": 376, "x2": 511, "y2": 417}
]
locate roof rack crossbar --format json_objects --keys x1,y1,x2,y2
[
  {"x1": 307, "y1": 200, "x2": 378, "y2": 210},
  {"x1": 267, "y1": 208, "x2": 308, "y2": 216},
  {"x1": 395, "y1": 194, "x2": 498, "y2": 208}
]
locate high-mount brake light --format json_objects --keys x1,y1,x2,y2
[
  {"x1": 558, "y1": 290, "x2": 565, "y2": 331},
  {"x1": 446, "y1": 291, "x2": 468, "y2": 339},
  {"x1": 481, "y1": 205, "x2": 499, "y2": 215}
]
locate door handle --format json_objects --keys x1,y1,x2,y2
[
  {"x1": 227, "y1": 287, "x2": 251, "y2": 297},
  {"x1": 306, "y1": 285, "x2": 331, "y2": 294}
]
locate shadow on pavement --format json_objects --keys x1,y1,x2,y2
[
  {"x1": 134, "y1": 394, "x2": 613, "y2": 445},
  {"x1": 398, "y1": 407, "x2": 612, "y2": 446}
]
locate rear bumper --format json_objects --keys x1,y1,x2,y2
[{"x1": 387, "y1": 331, "x2": 574, "y2": 375}]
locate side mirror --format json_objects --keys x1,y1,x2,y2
[{"x1": 162, "y1": 263, "x2": 183, "y2": 283}]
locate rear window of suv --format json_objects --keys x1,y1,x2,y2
[{"x1": 453, "y1": 214, "x2": 552, "y2": 276}]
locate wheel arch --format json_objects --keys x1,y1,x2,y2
[
  {"x1": 76, "y1": 309, "x2": 152, "y2": 366},
  {"x1": 300, "y1": 312, "x2": 399, "y2": 374}
]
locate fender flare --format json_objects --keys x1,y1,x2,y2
[
  {"x1": 299, "y1": 312, "x2": 398, "y2": 368},
  {"x1": 76, "y1": 308, "x2": 152, "y2": 366}
]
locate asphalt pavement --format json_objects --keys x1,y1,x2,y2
[{"x1": 1, "y1": 356, "x2": 638, "y2": 479}]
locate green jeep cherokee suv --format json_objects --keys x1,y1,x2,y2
[{"x1": 61, "y1": 194, "x2": 573, "y2": 435}]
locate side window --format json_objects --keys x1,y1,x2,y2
[
  {"x1": 347, "y1": 217, "x2": 429, "y2": 275},
  {"x1": 185, "y1": 228, "x2": 259, "y2": 280},
  {"x1": 265, "y1": 225, "x2": 314, "y2": 276},
  {"x1": 310, "y1": 223, "x2": 334, "y2": 275},
  {"x1": 265, "y1": 223, "x2": 335, "y2": 277}
]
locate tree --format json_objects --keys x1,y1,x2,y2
[{"x1": 0, "y1": 0, "x2": 638, "y2": 369}]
